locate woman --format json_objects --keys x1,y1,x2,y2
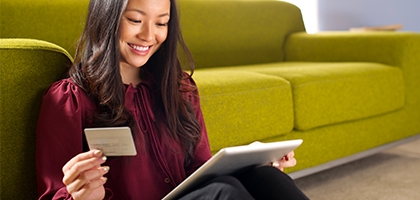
[{"x1": 36, "y1": 0, "x2": 308, "y2": 199}]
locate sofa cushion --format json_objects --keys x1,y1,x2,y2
[
  {"x1": 219, "y1": 62, "x2": 405, "y2": 130},
  {"x1": 192, "y1": 70, "x2": 294, "y2": 152}
]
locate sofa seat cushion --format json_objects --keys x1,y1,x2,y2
[
  {"x1": 192, "y1": 70, "x2": 294, "y2": 151},
  {"x1": 219, "y1": 62, "x2": 405, "y2": 130}
]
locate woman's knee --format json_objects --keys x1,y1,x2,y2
[{"x1": 208, "y1": 175, "x2": 247, "y2": 190}]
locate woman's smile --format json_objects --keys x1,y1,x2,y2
[{"x1": 128, "y1": 43, "x2": 152, "y2": 55}]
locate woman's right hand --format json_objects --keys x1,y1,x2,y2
[{"x1": 62, "y1": 150, "x2": 110, "y2": 200}]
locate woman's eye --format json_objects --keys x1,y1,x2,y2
[
  {"x1": 157, "y1": 23, "x2": 168, "y2": 27},
  {"x1": 128, "y1": 18, "x2": 141, "y2": 23}
]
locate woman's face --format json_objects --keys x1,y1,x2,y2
[{"x1": 119, "y1": 0, "x2": 170, "y2": 69}]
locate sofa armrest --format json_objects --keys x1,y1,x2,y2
[
  {"x1": 285, "y1": 32, "x2": 420, "y2": 67},
  {"x1": 1, "y1": 38, "x2": 72, "y2": 199}
]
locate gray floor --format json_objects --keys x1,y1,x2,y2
[{"x1": 294, "y1": 137, "x2": 420, "y2": 200}]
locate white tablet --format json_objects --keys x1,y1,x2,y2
[
  {"x1": 163, "y1": 139, "x2": 303, "y2": 200},
  {"x1": 84, "y1": 127, "x2": 137, "y2": 156}
]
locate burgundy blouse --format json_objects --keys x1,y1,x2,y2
[{"x1": 36, "y1": 74, "x2": 212, "y2": 199}]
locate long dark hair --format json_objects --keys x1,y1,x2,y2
[{"x1": 69, "y1": 0, "x2": 201, "y2": 164}]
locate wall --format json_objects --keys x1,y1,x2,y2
[
  {"x1": 283, "y1": 0, "x2": 319, "y2": 33},
  {"x1": 318, "y1": 0, "x2": 420, "y2": 32}
]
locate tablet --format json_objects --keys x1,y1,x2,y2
[
  {"x1": 162, "y1": 139, "x2": 303, "y2": 200},
  {"x1": 84, "y1": 127, "x2": 137, "y2": 156}
]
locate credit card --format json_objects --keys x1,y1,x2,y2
[{"x1": 84, "y1": 127, "x2": 137, "y2": 156}]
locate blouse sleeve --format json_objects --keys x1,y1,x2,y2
[
  {"x1": 35, "y1": 79, "x2": 113, "y2": 199},
  {"x1": 182, "y1": 74, "x2": 212, "y2": 176}
]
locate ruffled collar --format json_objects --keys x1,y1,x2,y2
[{"x1": 123, "y1": 69, "x2": 158, "y2": 124}]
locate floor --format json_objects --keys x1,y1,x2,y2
[{"x1": 294, "y1": 137, "x2": 420, "y2": 199}]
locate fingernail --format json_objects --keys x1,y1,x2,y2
[
  {"x1": 99, "y1": 156, "x2": 107, "y2": 162},
  {"x1": 103, "y1": 166, "x2": 110, "y2": 173},
  {"x1": 94, "y1": 150, "x2": 102, "y2": 155},
  {"x1": 102, "y1": 177, "x2": 108, "y2": 184}
]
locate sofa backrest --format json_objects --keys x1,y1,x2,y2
[
  {"x1": 0, "y1": 39, "x2": 71, "y2": 199},
  {"x1": 179, "y1": 0, "x2": 305, "y2": 68},
  {"x1": 1, "y1": 0, "x2": 305, "y2": 68},
  {"x1": 0, "y1": 0, "x2": 89, "y2": 57}
]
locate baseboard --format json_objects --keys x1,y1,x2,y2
[{"x1": 289, "y1": 134, "x2": 420, "y2": 180}]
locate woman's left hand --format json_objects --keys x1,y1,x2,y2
[{"x1": 272, "y1": 151, "x2": 297, "y2": 171}]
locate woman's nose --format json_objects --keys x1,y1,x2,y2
[{"x1": 138, "y1": 23, "x2": 154, "y2": 41}]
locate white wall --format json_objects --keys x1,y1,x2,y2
[
  {"x1": 318, "y1": 0, "x2": 420, "y2": 32},
  {"x1": 283, "y1": 0, "x2": 319, "y2": 33}
]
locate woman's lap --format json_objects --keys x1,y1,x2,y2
[
  {"x1": 235, "y1": 166, "x2": 309, "y2": 200},
  {"x1": 179, "y1": 176, "x2": 255, "y2": 200},
  {"x1": 180, "y1": 166, "x2": 309, "y2": 200}
]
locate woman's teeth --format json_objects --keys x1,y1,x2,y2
[{"x1": 130, "y1": 44, "x2": 150, "y2": 51}]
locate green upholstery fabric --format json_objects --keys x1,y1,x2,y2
[
  {"x1": 268, "y1": 105, "x2": 420, "y2": 173},
  {"x1": 179, "y1": 0, "x2": 305, "y2": 68},
  {"x1": 212, "y1": 62, "x2": 405, "y2": 130},
  {"x1": 285, "y1": 32, "x2": 420, "y2": 66},
  {"x1": 279, "y1": 32, "x2": 420, "y2": 172},
  {"x1": 285, "y1": 32, "x2": 420, "y2": 133},
  {"x1": 0, "y1": 0, "x2": 89, "y2": 55},
  {"x1": 192, "y1": 70, "x2": 293, "y2": 152},
  {"x1": 0, "y1": 39, "x2": 72, "y2": 199},
  {"x1": 0, "y1": 0, "x2": 306, "y2": 64}
]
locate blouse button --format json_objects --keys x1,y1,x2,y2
[{"x1": 164, "y1": 178, "x2": 170, "y2": 184}]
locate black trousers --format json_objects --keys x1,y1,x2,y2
[{"x1": 180, "y1": 166, "x2": 309, "y2": 200}]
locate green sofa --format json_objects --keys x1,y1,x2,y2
[{"x1": 1, "y1": 0, "x2": 420, "y2": 199}]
